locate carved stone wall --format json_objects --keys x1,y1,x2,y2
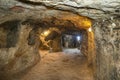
[
  {"x1": 93, "y1": 18, "x2": 120, "y2": 80},
  {"x1": 0, "y1": 21, "x2": 40, "y2": 80}
]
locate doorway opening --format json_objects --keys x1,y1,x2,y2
[{"x1": 61, "y1": 30, "x2": 82, "y2": 54}]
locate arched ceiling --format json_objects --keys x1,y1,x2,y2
[{"x1": 8, "y1": 10, "x2": 92, "y2": 29}]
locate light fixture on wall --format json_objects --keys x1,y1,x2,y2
[
  {"x1": 88, "y1": 27, "x2": 92, "y2": 32},
  {"x1": 77, "y1": 36, "x2": 81, "y2": 41},
  {"x1": 41, "y1": 30, "x2": 50, "y2": 36}
]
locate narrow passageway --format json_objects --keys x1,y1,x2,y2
[{"x1": 21, "y1": 50, "x2": 93, "y2": 80}]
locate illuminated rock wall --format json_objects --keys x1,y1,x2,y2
[{"x1": 80, "y1": 29, "x2": 96, "y2": 72}]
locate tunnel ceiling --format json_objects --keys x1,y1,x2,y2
[
  {"x1": 21, "y1": 12, "x2": 92, "y2": 29},
  {"x1": 0, "y1": 0, "x2": 120, "y2": 29},
  {"x1": 0, "y1": 0, "x2": 120, "y2": 19}
]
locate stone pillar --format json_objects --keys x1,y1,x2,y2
[
  {"x1": 87, "y1": 29, "x2": 96, "y2": 65},
  {"x1": 81, "y1": 30, "x2": 88, "y2": 56},
  {"x1": 87, "y1": 29, "x2": 96, "y2": 78},
  {"x1": 81, "y1": 29, "x2": 96, "y2": 68}
]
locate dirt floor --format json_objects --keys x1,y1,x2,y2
[{"x1": 20, "y1": 49, "x2": 94, "y2": 80}]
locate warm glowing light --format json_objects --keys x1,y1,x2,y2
[
  {"x1": 43, "y1": 30, "x2": 50, "y2": 36},
  {"x1": 88, "y1": 27, "x2": 92, "y2": 32},
  {"x1": 82, "y1": 19, "x2": 92, "y2": 28}
]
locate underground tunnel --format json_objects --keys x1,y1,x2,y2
[
  {"x1": 0, "y1": 10, "x2": 95, "y2": 80},
  {"x1": 0, "y1": 0, "x2": 120, "y2": 80}
]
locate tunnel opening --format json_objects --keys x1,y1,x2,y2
[
  {"x1": 61, "y1": 30, "x2": 82, "y2": 48},
  {"x1": 61, "y1": 30, "x2": 82, "y2": 54},
  {"x1": 25, "y1": 15, "x2": 96, "y2": 80}
]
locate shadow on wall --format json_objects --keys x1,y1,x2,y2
[{"x1": 0, "y1": 20, "x2": 20, "y2": 48}]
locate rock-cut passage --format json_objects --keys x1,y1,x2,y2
[{"x1": 20, "y1": 50, "x2": 93, "y2": 80}]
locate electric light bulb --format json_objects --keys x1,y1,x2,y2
[{"x1": 88, "y1": 27, "x2": 92, "y2": 32}]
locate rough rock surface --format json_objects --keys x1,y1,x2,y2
[
  {"x1": 0, "y1": 0, "x2": 120, "y2": 19},
  {"x1": 0, "y1": 22, "x2": 40, "y2": 80},
  {"x1": 93, "y1": 18, "x2": 120, "y2": 80},
  {"x1": 0, "y1": 0, "x2": 120, "y2": 80}
]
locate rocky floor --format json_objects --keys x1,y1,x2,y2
[{"x1": 19, "y1": 49, "x2": 93, "y2": 80}]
